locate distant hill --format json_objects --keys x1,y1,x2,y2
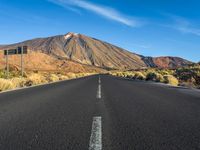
[
  {"x1": 143, "y1": 56, "x2": 192, "y2": 68},
  {"x1": 0, "y1": 32, "x2": 192, "y2": 71}
]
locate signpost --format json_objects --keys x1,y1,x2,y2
[{"x1": 4, "y1": 46, "x2": 28, "y2": 78}]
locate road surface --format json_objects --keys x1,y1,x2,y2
[{"x1": 0, "y1": 75, "x2": 200, "y2": 150}]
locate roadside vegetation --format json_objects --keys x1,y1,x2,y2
[
  {"x1": 109, "y1": 63, "x2": 200, "y2": 89},
  {"x1": 0, "y1": 70, "x2": 96, "y2": 92}
]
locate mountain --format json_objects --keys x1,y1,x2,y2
[
  {"x1": 143, "y1": 56, "x2": 192, "y2": 68},
  {"x1": 0, "y1": 51, "x2": 106, "y2": 73},
  {"x1": 0, "y1": 32, "x2": 192, "y2": 70}
]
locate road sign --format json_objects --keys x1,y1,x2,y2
[
  {"x1": 4, "y1": 49, "x2": 17, "y2": 55},
  {"x1": 17, "y1": 46, "x2": 28, "y2": 54},
  {"x1": 3, "y1": 46, "x2": 28, "y2": 78},
  {"x1": 4, "y1": 46, "x2": 28, "y2": 55}
]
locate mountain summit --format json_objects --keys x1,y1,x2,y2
[{"x1": 0, "y1": 32, "x2": 192, "y2": 70}]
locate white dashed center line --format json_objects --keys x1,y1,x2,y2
[
  {"x1": 97, "y1": 76, "x2": 101, "y2": 99},
  {"x1": 89, "y1": 116, "x2": 102, "y2": 150},
  {"x1": 98, "y1": 77, "x2": 101, "y2": 84}
]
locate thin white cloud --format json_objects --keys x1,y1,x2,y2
[
  {"x1": 47, "y1": 0, "x2": 81, "y2": 14},
  {"x1": 47, "y1": 0, "x2": 140, "y2": 27},
  {"x1": 168, "y1": 15, "x2": 200, "y2": 36}
]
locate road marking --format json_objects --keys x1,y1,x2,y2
[
  {"x1": 89, "y1": 116, "x2": 102, "y2": 150},
  {"x1": 97, "y1": 76, "x2": 101, "y2": 99},
  {"x1": 98, "y1": 76, "x2": 101, "y2": 84},
  {"x1": 97, "y1": 84, "x2": 101, "y2": 99}
]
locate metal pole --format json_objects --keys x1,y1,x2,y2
[
  {"x1": 21, "y1": 46, "x2": 24, "y2": 77},
  {"x1": 6, "y1": 50, "x2": 9, "y2": 79}
]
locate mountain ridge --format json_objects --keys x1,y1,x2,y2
[{"x1": 0, "y1": 32, "x2": 192, "y2": 70}]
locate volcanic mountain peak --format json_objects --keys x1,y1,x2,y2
[
  {"x1": 0, "y1": 32, "x2": 192, "y2": 70},
  {"x1": 64, "y1": 32, "x2": 79, "y2": 40}
]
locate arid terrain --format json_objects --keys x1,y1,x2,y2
[
  {"x1": 0, "y1": 32, "x2": 192, "y2": 72},
  {"x1": 0, "y1": 32, "x2": 198, "y2": 92}
]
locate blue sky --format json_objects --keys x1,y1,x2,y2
[{"x1": 0, "y1": 0, "x2": 200, "y2": 62}]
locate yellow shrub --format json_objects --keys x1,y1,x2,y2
[
  {"x1": 75, "y1": 73, "x2": 93, "y2": 78},
  {"x1": 164, "y1": 75, "x2": 179, "y2": 86},
  {"x1": 47, "y1": 74, "x2": 60, "y2": 82},
  {"x1": 66, "y1": 73, "x2": 77, "y2": 79},
  {"x1": 0, "y1": 78, "x2": 15, "y2": 91},
  {"x1": 134, "y1": 72, "x2": 146, "y2": 80},
  {"x1": 26, "y1": 73, "x2": 47, "y2": 86},
  {"x1": 10, "y1": 77, "x2": 26, "y2": 88},
  {"x1": 75, "y1": 73, "x2": 85, "y2": 78},
  {"x1": 122, "y1": 72, "x2": 135, "y2": 78},
  {"x1": 58, "y1": 75, "x2": 69, "y2": 80},
  {"x1": 146, "y1": 72, "x2": 164, "y2": 82}
]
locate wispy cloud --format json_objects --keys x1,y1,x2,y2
[
  {"x1": 167, "y1": 15, "x2": 200, "y2": 36},
  {"x1": 47, "y1": 0, "x2": 81, "y2": 14},
  {"x1": 47, "y1": 0, "x2": 141, "y2": 27}
]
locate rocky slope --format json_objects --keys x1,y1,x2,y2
[
  {"x1": 142, "y1": 56, "x2": 191, "y2": 68},
  {"x1": 0, "y1": 32, "x2": 192, "y2": 70},
  {"x1": 0, "y1": 50, "x2": 106, "y2": 73}
]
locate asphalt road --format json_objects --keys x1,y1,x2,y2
[{"x1": 0, "y1": 75, "x2": 200, "y2": 150}]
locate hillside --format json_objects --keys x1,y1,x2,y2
[
  {"x1": 143, "y1": 56, "x2": 191, "y2": 68},
  {"x1": 0, "y1": 51, "x2": 105, "y2": 73},
  {"x1": 0, "y1": 32, "x2": 192, "y2": 70}
]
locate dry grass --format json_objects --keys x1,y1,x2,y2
[
  {"x1": 46, "y1": 74, "x2": 60, "y2": 82},
  {"x1": 10, "y1": 77, "x2": 27, "y2": 88},
  {"x1": 26, "y1": 73, "x2": 48, "y2": 86},
  {"x1": 134, "y1": 72, "x2": 146, "y2": 80},
  {"x1": 0, "y1": 71, "x2": 96, "y2": 92},
  {"x1": 65, "y1": 72, "x2": 77, "y2": 79},
  {"x1": 110, "y1": 70, "x2": 179, "y2": 86},
  {"x1": 0, "y1": 78, "x2": 14, "y2": 91}
]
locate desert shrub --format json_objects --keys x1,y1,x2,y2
[
  {"x1": 175, "y1": 67, "x2": 200, "y2": 87},
  {"x1": 75, "y1": 73, "x2": 85, "y2": 78},
  {"x1": 164, "y1": 75, "x2": 179, "y2": 86},
  {"x1": 58, "y1": 75, "x2": 69, "y2": 80},
  {"x1": 75, "y1": 73, "x2": 95, "y2": 78},
  {"x1": 110, "y1": 71, "x2": 135, "y2": 78},
  {"x1": 175, "y1": 68, "x2": 193, "y2": 81},
  {"x1": 146, "y1": 72, "x2": 164, "y2": 82},
  {"x1": 124, "y1": 72, "x2": 135, "y2": 78},
  {"x1": 146, "y1": 72, "x2": 157, "y2": 81},
  {"x1": 26, "y1": 73, "x2": 47, "y2": 86},
  {"x1": 10, "y1": 77, "x2": 26, "y2": 88},
  {"x1": 0, "y1": 78, "x2": 14, "y2": 91},
  {"x1": 109, "y1": 72, "x2": 115, "y2": 75},
  {"x1": 47, "y1": 74, "x2": 60, "y2": 82},
  {"x1": 116, "y1": 72, "x2": 124, "y2": 77},
  {"x1": 196, "y1": 75, "x2": 200, "y2": 86},
  {"x1": 134, "y1": 72, "x2": 145, "y2": 80},
  {"x1": 156, "y1": 73, "x2": 164, "y2": 82},
  {"x1": 0, "y1": 71, "x2": 6, "y2": 78},
  {"x1": 159, "y1": 70, "x2": 172, "y2": 76},
  {"x1": 66, "y1": 73, "x2": 77, "y2": 79}
]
